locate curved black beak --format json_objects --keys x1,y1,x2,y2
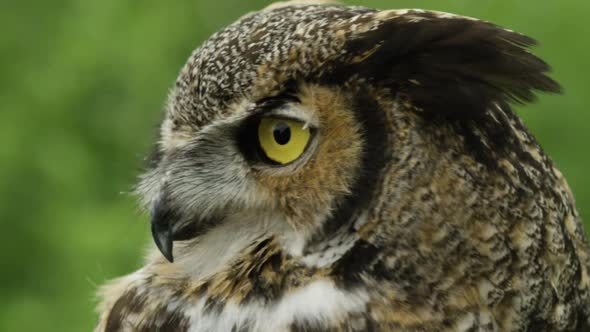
[{"x1": 150, "y1": 201, "x2": 175, "y2": 263}]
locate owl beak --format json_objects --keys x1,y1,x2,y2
[{"x1": 150, "y1": 201, "x2": 175, "y2": 263}]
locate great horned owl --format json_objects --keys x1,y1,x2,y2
[{"x1": 95, "y1": 1, "x2": 590, "y2": 331}]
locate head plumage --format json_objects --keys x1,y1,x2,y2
[{"x1": 167, "y1": 4, "x2": 558, "y2": 132}]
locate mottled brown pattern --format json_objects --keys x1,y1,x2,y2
[
  {"x1": 103, "y1": 287, "x2": 190, "y2": 332},
  {"x1": 96, "y1": 1, "x2": 589, "y2": 331},
  {"x1": 201, "y1": 237, "x2": 319, "y2": 306}
]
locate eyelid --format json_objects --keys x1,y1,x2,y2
[{"x1": 259, "y1": 104, "x2": 318, "y2": 129}]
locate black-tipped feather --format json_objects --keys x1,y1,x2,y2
[{"x1": 337, "y1": 11, "x2": 560, "y2": 119}]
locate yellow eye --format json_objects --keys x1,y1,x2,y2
[{"x1": 258, "y1": 118, "x2": 311, "y2": 164}]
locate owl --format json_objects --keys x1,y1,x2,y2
[{"x1": 95, "y1": 1, "x2": 590, "y2": 331}]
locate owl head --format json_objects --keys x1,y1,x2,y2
[{"x1": 136, "y1": 0, "x2": 558, "y2": 263}]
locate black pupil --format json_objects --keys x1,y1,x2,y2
[{"x1": 273, "y1": 122, "x2": 291, "y2": 145}]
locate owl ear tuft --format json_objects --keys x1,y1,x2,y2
[{"x1": 334, "y1": 10, "x2": 560, "y2": 118}]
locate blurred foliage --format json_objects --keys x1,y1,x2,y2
[{"x1": 1, "y1": 0, "x2": 589, "y2": 331}]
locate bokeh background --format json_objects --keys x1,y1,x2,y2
[{"x1": 2, "y1": 0, "x2": 589, "y2": 330}]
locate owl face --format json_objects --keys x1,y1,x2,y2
[
  {"x1": 136, "y1": 2, "x2": 558, "y2": 263},
  {"x1": 139, "y1": 84, "x2": 369, "y2": 262}
]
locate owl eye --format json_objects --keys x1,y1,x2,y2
[{"x1": 257, "y1": 118, "x2": 311, "y2": 164}]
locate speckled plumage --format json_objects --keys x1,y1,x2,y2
[{"x1": 96, "y1": 1, "x2": 590, "y2": 331}]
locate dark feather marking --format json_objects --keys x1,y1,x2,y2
[
  {"x1": 231, "y1": 321, "x2": 253, "y2": 332},
  {"x1": 575, "y1": 312, "x2": 590, "y2": 332},
  {"x1": 241, "y1": 239, "x2": 286, "y2": 304},
  {"x1": 290, "y1": 319, "x2": 327, "y2": 332},
  {"x1": 327, "y1": 11, "x2": 560, "y2": 120},
  {"x1": 105, "y1": 288, "x2": 190, "y2": 332},
  {"x1": 245, "y1": 253, "x2": 284, "y2": 304},
  {"x1": 301, "y1": 88, "x2": 389, "y2": 287},
  {"x1": 105, "y1": 289, "x2": 146, "y2": 331},
  {"x1": 203, "y1": 296, "x2": 226, "y2": 316},
  {"x1": 305, "y1": 88, "x2": 390, "y2": 250},
  {"x1": 146, "y1": 306, "x2": 190, "y2": 332},
  {"x1": 251, "y1": 237, "x2": 273, "y2": 254},
  {"x1": 331, "y1": 240, "x2": 380, "y2": 286}
]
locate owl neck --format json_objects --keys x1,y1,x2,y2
[{"x1": 147, "y1": 208, "x2": 310, "y2": 280}]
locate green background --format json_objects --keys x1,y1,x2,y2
[{"x1": 2, "y1": 1, "x2": 588, "y2": 330}]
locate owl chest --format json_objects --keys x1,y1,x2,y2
[{"x1": 182, "y1": 279, "x2": 369, "y2": 332}]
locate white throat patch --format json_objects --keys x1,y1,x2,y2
[{"x1": 186, "y1": 279, "x2": 369, "y2": 331}]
